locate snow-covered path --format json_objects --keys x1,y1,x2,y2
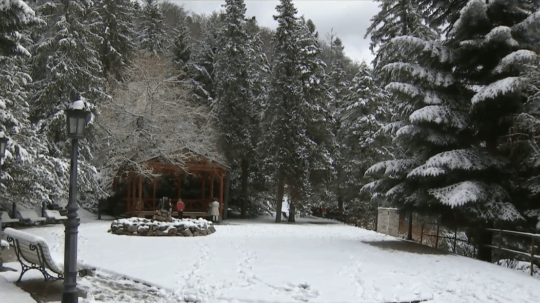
[{"x1": 3, "y1": 215, "x2": 540, "y2": 303}]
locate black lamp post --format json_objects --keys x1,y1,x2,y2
[
  {"x1": 0, "y1": 133, "x2": 7, "y2": 270},
  {"x1": 62, "y1": 102, "x2": 89, "y2": 303},
  {"x1": 0, "y1": 133, "x2": 8, "y2": 206}
]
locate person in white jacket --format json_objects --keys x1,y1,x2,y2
[{"x1": 210, "y1": 199, "x2": 220, "y2": 222}]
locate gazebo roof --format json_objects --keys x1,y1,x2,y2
[{"x1": 141, "y1": 149, "x2": 230, "y2": 176}]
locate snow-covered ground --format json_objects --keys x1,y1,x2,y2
[{"x1": 1, "y1": 211, "x2": 539, "y2": 303}]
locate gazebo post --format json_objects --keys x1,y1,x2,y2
[
  {"x1": 219, "y1": 173, "x2": 224, "y2": 222},
  {"x1": 126, "y1": 174, "x2": 131, "y2": 213},
  {"x1": 210, "y1": 176, "x2": 214, "y2": 200},
  {"x1": 139, "y1": 176, "x2": 143, "y2": 215},
  {"x1": 152, "y1": 177, "x2": 157, "y2": 210},
  {"x1": 201, "y1": 175, "x2": 205, "y2": 201}
]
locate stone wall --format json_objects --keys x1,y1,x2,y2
[
  {"x1": 109, "y1": 217, "x2": 216, "y2": 237},
  {"x1": 377, "y1": 208, "x2": 400, "y2": 237}
]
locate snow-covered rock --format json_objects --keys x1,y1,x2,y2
[{"x1": 109, "y1": 217, "x2": 215, "y2": 237}]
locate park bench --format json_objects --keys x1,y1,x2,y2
[
  {"x1": 3, "y1": 228, "x2": 89, "y2": 282},
  {"x1": 1, "y1": 211, "x2": 19, "y2": 227},
  {"x1": 16, "y1": 209, "x2": 46, "y2": 225},
  {"x1": 43, "y1": 209, "x2": 67, "y2": 224}
]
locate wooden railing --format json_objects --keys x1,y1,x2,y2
[
  {"x1": 126, "y1": 198, "x2": 209, "y2": 214},
  {"x1": 485, "y1": 228, "x2": 540, "y2": 276}
]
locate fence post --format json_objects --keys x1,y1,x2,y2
[
  {"x1": 498, "y1": 229, "x2": 502, "y2": 263},
  {"x1": 420, "y1": 223, "x2": 424, "y2": 245},
  {"x1": 435, "y1": 219, "x2": 440, "y2": 249},
  {"x1": 531, "y1": 237, "x2": 535, "y2": 277},
  {"x1": 453, "y1": 226, "x2": 458, "y2": 253}
]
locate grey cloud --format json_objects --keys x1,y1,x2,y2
[{"x1": 172, "y1": 0, "x2": 380, "y2": 63}]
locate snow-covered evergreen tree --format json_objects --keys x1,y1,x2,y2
[
  {"x1": 365, "y1": 0, "x2": 437, "y2": 67},
  {"x1": 138, "y1": 0, "x2": 168, "y2": 55},
  {"x1": 0, "y1": 0, "x2": 41, "y2": 56},
  {"x1": 94, "y1": 0, "x2": 137, "y2": 79},
  {"x1": 262, "y1": 0, "x2": 333, "y2": 222},
  {"x1": 0, "y1": 0, "x2": 44, "y2": 209},
  {"x1": 363, "y1": 35, "x2": 480, "y2": 230},
  {"x1": 337, "y1": 62, "x2": 388, "y2": 215},
  {"x1": 28, "y1": 0, "x2": 107, "y2": 209},
  {"x1": 213, "y1": 0, "x2": 267, "y2": 218},
  {"x1": 186, "y1": 12, "x2": 224, "y2": 106},
  {"x1": 446, "y1": 0, "x2": 540, "y2": 231},
  {"x1": 172, "y1": 21, "x2": 191, "y2": 66}
]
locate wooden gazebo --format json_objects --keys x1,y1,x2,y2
[{"x1": 116, "y1": 152, "x2": 229, "y2": 219}]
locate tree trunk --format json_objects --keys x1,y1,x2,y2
[
  {"x1": 288, "y1": 198, "x2": 296, "y2": 223},
  {"x1": 223, "y1": 173, "x2": 231, "y2": 220},
  {"x1": 406, "y1": 211, "x2": 413, "y2": 241},
  {"x1": 337, "y1": 194, "x2": 344, "y2": 213},
  {"x1": 477, "y1": 225, "x2": 493, "y2": 262},
  {"x1": 240, "y1": 158, "x2": 248, "y2": 219},
  {"x1": 275, "y1": 176, "x2": 285, "y2": 223}
]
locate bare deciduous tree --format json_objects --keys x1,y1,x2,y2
[{"x1": 95, "y1": 52, "x2": 221, "y2": 195}]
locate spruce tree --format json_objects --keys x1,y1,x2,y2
[
  {"x1": 263, "y1": 0, "x2": 332, "y2": 222},
  {"x1": 28, "y1": 0, "x2": 106, "y2": 209},
  {"x1": 0, "y1": 0, "x2": 43, "y2": 208},
  {"x1": 213, "y1": 0, "x2": 266, "y2": 218},
  {"x1": 444, "y1": 0, "x2": 540, "y2": 236},
  {"x1": 186, "y1": 12, "x2": 224, "y2": 106},
  {"x1": 138, "y1": 0, "x2": 168, "y2": 55},
  {"x1": 366, "y1": 0, "x2": 437, "y2": 67},
  {"x1": 95, "y1": 0, "x2": 137, "y2": 79}
]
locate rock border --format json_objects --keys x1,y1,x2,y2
[{"x1": 109, "y1": 217, "x2": 216, "y2": 237}]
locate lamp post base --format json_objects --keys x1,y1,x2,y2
[{"x1": 61, "y1": 291, "x2": 78, "y2": 303}]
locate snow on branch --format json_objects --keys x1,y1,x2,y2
[
  {"x1": 485, "y1": 26, "x2": 519, "y2": 47},
  {"x1": 365, "y1": 159, "x2": 419, "y2": 178},
  {"x1": 428, "y1": 181, "x2": 509, "y2": 208},
  {"x1": 410, "y1": 149, "x2": 504, "y2": 175},
  {"x1": 493, "y1": 50, "x2": 537, "y2": 74},
  {"x1": 485, "y1": 202, "x2": 524, "y2": 222},
  {"x1": 382, "y1": 36, "x2": 453, "y2": 64},
  {"x1": 381, "y1": 63, "x2": 455, "y2": 87},
  {"x1": 409, "y1": 105, "x2": 468, "y2": 130},
  {"x1": 471, "y1": 77, "x2": 526, "y2": 105}
]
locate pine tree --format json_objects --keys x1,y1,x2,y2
[
  {"x1": 94, "y1": 0, "x2": 137, "y2": 79},
  {"x1": 213, "y1": 0, "x2": 266, "y2": 218},
  {"x1": 172, "y1": 22, "x2": 191, "y2": 66},
  {"x1": 365, "y1": 0, "x2": 437, "y2": 67},
  {"x1": 28, "y1": 0, "x2": 107, "y2": 209},
  {"x1": 0, "y1": 0, "x2": 42, "y2": 56},
  {"x1": 263, "y1": 0, "x2": 333, "y2": 222},
  {"x1": 0, "y1": 0, "x2": 42, "y2": 208},
  {"x1": 138, "y1": 0, "x2": 168, "y2": 55},
  {"x1": 337, "y1": 62, "x2": 388, "y2": 216},
  {"x1": 445, "y1": 0, "x2": 540, "y2": 236},
  {"x1": 186, "y1": 12, "x2": 224, "y2": 106}
]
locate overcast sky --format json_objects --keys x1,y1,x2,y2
[{"x1": 171, "y1": 0, "x2": 381, "y2": 64}]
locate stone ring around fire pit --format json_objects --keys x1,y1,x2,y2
[{"x1": 109, "y1": 217, "x2": 216, "y2": 237}]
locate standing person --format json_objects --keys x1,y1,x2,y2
[{"x1": 210, "y1": 199, "x2": 220, "y2": 222}]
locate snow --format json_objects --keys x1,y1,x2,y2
[
  {"x1": 409, "y1": 106, "x2": 467, "y2": 130},
  {"x1": 1, "y1": 211, "x2": 540, "y2": 303},
  {"x1": 493, "y1": 50, "x2": 537, "y2": 74},
  {"x1": 2, "y1": 227, "x2": 47, "y2": 244},
  {"x1": 485, "y1": 26, "x2": 519, "y2": 47},
  {"x1": 428, "y1": 181, "x2": 509, "y2": 208},
  {"x1": 0, "y1": 239, "x2": 9, "y2": 249},
  {"x1": 471, "y1": 77, "x2": 525, "y2": 105},
  {"x1": 70, "y1": 99, "x2": 86, "y2": 110}
]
